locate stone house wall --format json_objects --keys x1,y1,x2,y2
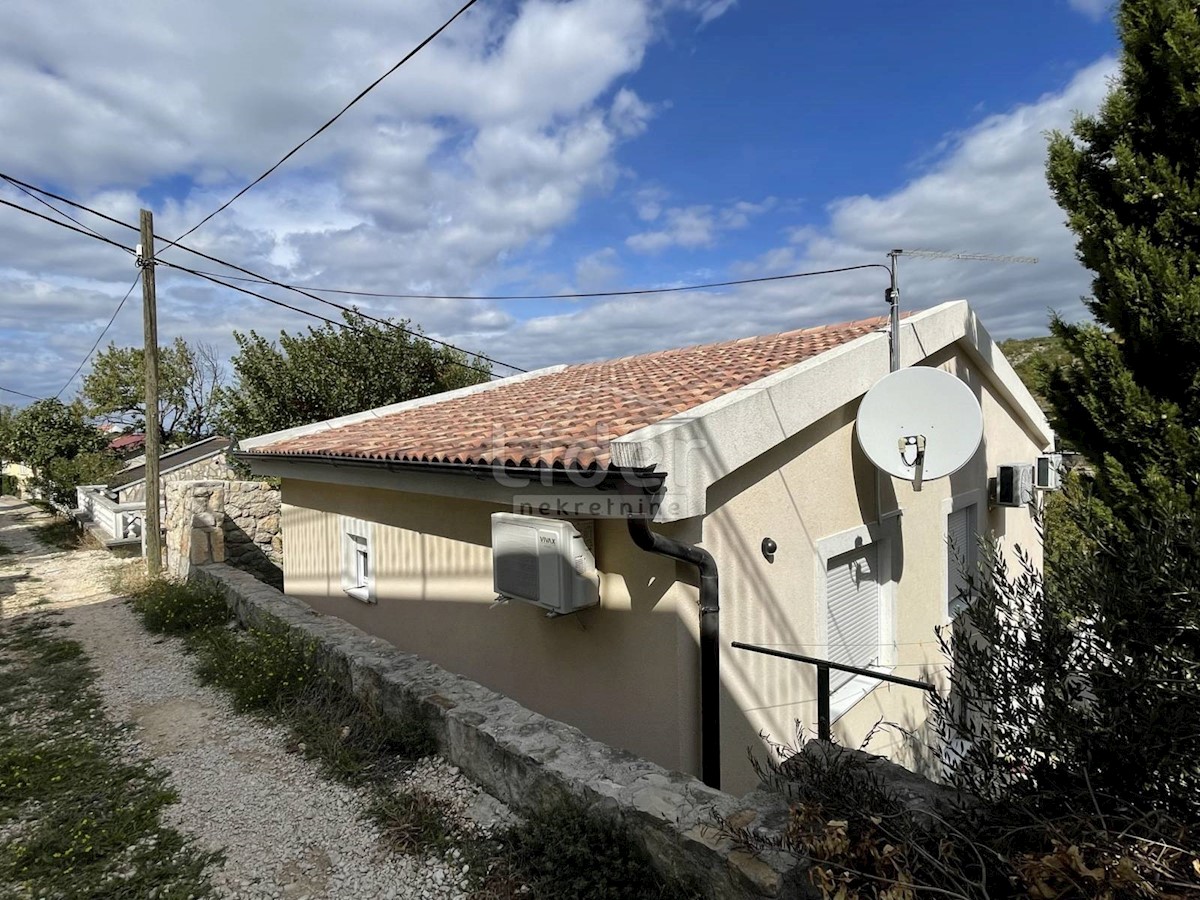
[
  {"x1": 120, "y1": 452, "x2": 238, "y2": 504},
  {"x1": 165, "y1": 479, "x2": 282, "y2": 587}
]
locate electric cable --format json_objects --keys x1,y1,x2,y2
[
  {"x1": 1, "y1": 175, "x2": 131, "y2": 253},
  {"x1": 0, "y1": 193, "x2": 500, "y2": 383},
  {"x1": 0, "y1": 385, "x2": 41, "y2": 401},
  {"x1": 176, "y1": 262, "x2": 894, "y2": 302},
  {"x1": 158, "y1": 0, "x2": 479, "y2": 256},
  {"x1": 56, "y1": 274, "x2": 142, "y2": 399},
  {"x1": 0, "y1": 184, "x2": 522, "y2": 374},
  {"x1": 0, "y1": 197, "x2": 134, "y2": 255},
  {"x1": 156, "y1": 260, "x2": 498, "y2": 380},
  {"x1": 0, "y1": 176, "x2": 894, "y2": 303}
]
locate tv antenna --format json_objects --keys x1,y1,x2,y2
[{"x1": 884, "y1": 248, "x2": 1037, "y2": 372}]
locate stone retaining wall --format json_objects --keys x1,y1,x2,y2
[
  {"x1": 166, "y1": 481, "x2": 282, "y2": 587},
  {"x1": 190, "y1": 562, "x2": 812, "y2": 899}
]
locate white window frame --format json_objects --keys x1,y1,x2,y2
[
  {"x1": 340, "y1": 516, "x2": 375, "y2": 603},
  {"x1": 941, "y1": 490, "x2": 983, "y2": 622},
  {"x1": 815, "y1": 521, "x2": 896, "y2": 721}
]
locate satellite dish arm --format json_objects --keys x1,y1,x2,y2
[{"x1": 899, "y1": 434, "x2": 926, "y2": 491}]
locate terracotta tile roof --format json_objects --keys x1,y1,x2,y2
[
  {"x1": 250, "y1": 313, "x2": 893, "y2": 471},
  {"x1": 108, "y1": 433, "x2": 146, "y2": 451}
]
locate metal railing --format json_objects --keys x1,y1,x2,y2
[{"x1": 732, "y1": 641, "x2": 936, "y2": 741}]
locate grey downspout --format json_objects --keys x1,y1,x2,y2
[{"x1": 627, "y1": 517, "x2": 720, "y2": 790}]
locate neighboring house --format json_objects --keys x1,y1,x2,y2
[
  {"x1": 238, "y1": 301, "x2": 1052, "y2": 794},
  {"x1": 1, "y1": 460, "x2": 37, "y2": 499},
  {"x1": 108, "y1": 432, "x2": 147, "y2": 459},
  {"x1": 75, "y1": 436, "x2": 234, "y2": 549}
]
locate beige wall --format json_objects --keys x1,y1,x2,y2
[
  {"x1": 280, "y1": 340, "x2": 1048, "y2": 797},
  {"x1": 281, "y1": 481, "x2": 703, "y2": 777},
  {"x1": 705, "y1": 343, "x2": 1047, "y2": 792}
]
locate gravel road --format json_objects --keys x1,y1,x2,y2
[{"x1": 0, "y1": 496, "x2": 513, "y2": 899}]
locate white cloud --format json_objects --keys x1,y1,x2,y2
[
  {"x1": 0, "y1": 0, "x2": 1117, "y2": 406},
  {"x1": 1068, "y1": 0, "x2": 1111, "y2": 21},
  {"x1": 0, "y1": 0, "x2": 721, "y2": 399},
  {"x1": 670, "y1": 0, "x2": 738, "y2": 25},
  {"x1": 626, "y1": 197, "x2": 774, "y2": 253},
  {"x1": 486, "y1": 57, "x2": 1118, "y2": 368},
  {"x1": 574, "y1": 248, "x2": 623, "y2": 290}
]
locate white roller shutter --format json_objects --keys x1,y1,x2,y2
[
  {"x1": 946, "y1": 505, "x2": 976, "y2": 618},
  {"x1": 826, "y1": 544, "x2": 880, "y2": 691}
]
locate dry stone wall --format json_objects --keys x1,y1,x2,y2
[{"x1": 165, "y1": 480, "x2": 282, "y2": 587}]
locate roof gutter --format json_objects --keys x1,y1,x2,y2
[
  {"x1": 232, "y1": 449, "x2": 665, "y2": 491},
  {"x1": 626, "y1": 517, "x2": 720, "y2": 790}
]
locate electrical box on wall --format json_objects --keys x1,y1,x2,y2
[
  {"x1": 993, "y1": 463, "x2": 1034, "y2": 507},
  {"x1": 491, "y1": 513, "x2": 599, "y2": 616}
]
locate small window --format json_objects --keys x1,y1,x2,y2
[{"x1": 340, "y1": 517, "x2": 374, "y2": 603}]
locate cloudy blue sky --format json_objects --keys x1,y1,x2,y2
[{"x1": 0, "y1": 0, "x2": 1118, "y2": 400}]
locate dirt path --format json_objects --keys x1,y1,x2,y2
[{"x1": 0, "y1": 496, "x2": 484, "y2": 900}]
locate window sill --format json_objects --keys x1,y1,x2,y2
[
  {"x1": 830, "y1": 667, "x2": 893, "y2": 722},
  {"x1": 344, "y1": 586, "x2": 373, "y2": 604}
]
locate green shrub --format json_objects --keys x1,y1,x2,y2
[
  {"x1": 496, "y1": 798, "x2": 699, "y2": 900},
  {"x1": 190, "y1": 626, "x2": 317, "y2": 712},
  {"x1": 127, "y1": 578, "x2": 231, "y2": 635}
]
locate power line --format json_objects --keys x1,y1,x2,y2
[
  {"x1": 56, "y1": 274, "x2": 142, "y2": 400},
  {"x1": 0, "y1": 175, "x2": 897, "y2": 375},
  {"x1": 177, "y1": 262, "x2": 894, "y2": 302},
  {"x1": 0, "y1": 385, "x2": 41, "y2": 401},
  {"x1": 159, "y1": 0, "x2": 480, "y2": 257},
  {"x1": 2, "y1": 173, "x2": 889, "y2": 306},
  {"x1": 1, "y1": 175, "x2": 130, "y2": 253},
  {"x1": 0, "y1": 181, "x2": 523, "y2": 374},
  {"x1": 0, "y1": 196, "x2": 134, "y2": 255},
  {"x1": 157, "y1": 260, "x2": 498, "y2": 380}
]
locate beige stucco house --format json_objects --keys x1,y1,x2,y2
[{"x1": 239, "y1": 301, "x2": 1052, "y2": 795}]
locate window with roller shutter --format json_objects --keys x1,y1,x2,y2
[
  {"x1": 825, "y1": 544, "x2": 881, "y2": 692},
  {"x1": 946, "y1": 505, "x2": 976, "y2": 619}
]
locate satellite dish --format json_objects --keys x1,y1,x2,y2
[{"x1": 856, "y1": 367, "x2": 983, "y2": 490}]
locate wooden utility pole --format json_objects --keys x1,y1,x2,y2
[{"x1": 139, "y1": 209, "x2": 162, "y2": 576}]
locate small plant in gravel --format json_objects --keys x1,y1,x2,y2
[
  {"x1": 284, "y1": 679, "x2": 437, "y2": 784},
  {"x1": 190, "y1": 626, "x2": 318, "y2": 711},
  {"x1": 369, "y1": 787, "x2": 455, "y2": 853},
  {"x1": 32, "y1": 517, "x2": 82, "y2": 551},
  {"x1": 0, "y1": 614, "x2": 219, "y2": 898},
  {"x1": 127, "y1": 577, "x2": 231, "y2": 635}
]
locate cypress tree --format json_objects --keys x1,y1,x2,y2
[{"x1": 1045, "y1": 0, "x2": 1200, "y2": 514}]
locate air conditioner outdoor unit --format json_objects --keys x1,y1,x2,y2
[
  {"x1": 491, "y1": 513, "x2": 599, "y2": 616},
  {"x1": 994, "y1": 463, "x2": 1034, "y2": 507},
  {"x1": 1034, "y1": 454, "x2": 1062, "y2": 491}
]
